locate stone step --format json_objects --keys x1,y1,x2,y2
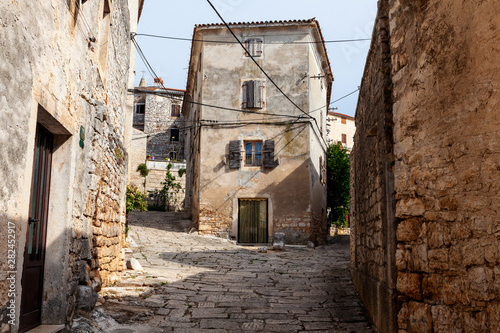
[{"x1": 25, "y1": 325, "x2": 64, "y2": 333}]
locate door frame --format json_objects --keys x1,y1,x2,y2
[
  {"x1": 233, "y1": 195, "x2": 273, "y2": 244},
  {"x1": 19, "y1": 124, "x2": 54, "y2": 332}
]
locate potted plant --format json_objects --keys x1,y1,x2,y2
[{"x1": 146, "y1": 154, "x2": 151, "y2": 160}]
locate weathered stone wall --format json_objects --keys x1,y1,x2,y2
[
  {"x1": 144, "y1": 161, "x2": 186, "y2": 211},
  {"x1": 132, "y1": 90, "x2": 186, "y2": 160},
  {"x1": 0, "y1": 1, "x2": 135, "y2": 330},
  {"x1": 129, "y1": 128, "x2": 148, "y2": 189},
  {"x1": 184, "y1": 22, "x2": 331, "y2": 245},
  {"x1": 353, "y1": 0, "x2": 500, "y2": 331},
  {"x1": 351, "y1": 1, "x2": 397, "y2": 331}
]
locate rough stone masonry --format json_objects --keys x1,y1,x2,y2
[
  {"x1": 352, "y1": 0, "x2": 500, "y2": 332},
  {"x1": 0, "y1": 1, "x2": 141, "y2": 331}
]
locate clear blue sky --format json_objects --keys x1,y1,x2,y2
[{"x1": 134, "y1": 0, "x2": 378, "y2": 117}]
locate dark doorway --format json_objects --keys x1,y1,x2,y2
[
  {"x1": 20, "y1": 124, "x2": 53, "y2": 332},
  {"x1": 238, "y1": 199, "x2": 268, "y2": 244}
]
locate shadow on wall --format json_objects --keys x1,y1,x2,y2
[{"x1": 0, "y1": 215, "x2": 108, "y2": 332}]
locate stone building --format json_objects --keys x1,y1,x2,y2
[
  {"x1": 128, "y1": 80, "x2": 187, "y2": 210},
  {"x1": 326, "y1": 110, "x2": 355, "y2": 150},
  {"x1": 132, "y1": 79, "x2": 186, "y2": 161},
  {"x1": 351, "y1": 0, "x2": 500, "y2": 332},
  {"x1": 183, "y1": 19, "x2": 333, "y2": 245},
  {"x1": 0, "y1": 1, "x2": 143, "y2": 331}
]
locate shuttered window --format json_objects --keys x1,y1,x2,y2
[
  {"x1": 341, "y1": 133, "x2": 347, "y2": 144},
  {"x1": 242, "y1": 80, "x2": 264, "y2": 109},
  {"x1": 171, "y1": 104, "x2": 180, "y2": 117},
  {"x1": 244, "y1": 38, "x2": 263, "y2": 57},
  {"x1": 263, "y1": 140, "x2": 275, "y2": 169},
  {"x1": 229, "y1": 140, "x2": 275, "y2": 169},
  {"x1": 228, "y1": 140, "x2": 241, "y2": 169},
  {"x1": 245, "y1": 141, "x2": 263, "y2": 166}
]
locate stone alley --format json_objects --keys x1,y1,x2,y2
[{"x1": 76, "y1": 212, "x2": 373, "y2": 332}]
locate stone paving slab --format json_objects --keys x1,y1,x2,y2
[{"x1": 89, "y1": 211, "x2": 374, "y2": 332}]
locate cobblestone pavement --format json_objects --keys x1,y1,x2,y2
[{"x1": 90, "y1": 212, "x2": 373, "y2": 333}]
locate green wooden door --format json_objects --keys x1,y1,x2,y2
[
  {"x1": 20, "y1": 125, "x2": 53, "y2": 332},
  {"x1": 238, "y1": 199, "x2": 268, "y2": 243}
]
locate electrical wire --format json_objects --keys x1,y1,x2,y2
[
  {"x1": 131, "y1": 88, "x2": 303, "y2": 120},
  {"x1": 133, "y1": 20, "x2": 328, "y2": 150},
  {"x1": 308, "y1": 88, "x2": 360, "y2": 114},
  {"x1": 206, "y1": 0, "x2": 312, "y2": 120},
  {"x1": 205, "y1": 0, "x2": 328, "y2": 151},
  {"x1": 134, "y1": 33, "x2": 371, "y2": 45}
]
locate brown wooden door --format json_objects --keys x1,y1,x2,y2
[
  {"x1": 20, "y1": 125, "x2": 53, "y2": 332},
  {"x1": 238, "y1": 199, "x2": 268, "y2": 244}
]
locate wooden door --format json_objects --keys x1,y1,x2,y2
[
  {"x1": 238, "y1": 199, "x2": 268, "y2": 244},
  {"x1": 19, "y1": 125, "x2": 53, "y2": 332}
]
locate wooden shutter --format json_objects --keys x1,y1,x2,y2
[
  {"x1": 342, "y1": 133, "x2": 347, "y2": 144},
  {"x1": 229, "y1": 140, "x2": 241, "y2": 169},
  {"x1": 255, "y1": 39, "x2": 263, "y2": 56},
  {"x1": 254, "y1": 80, "x2": 264, "y2": 109},
  {"x1": 263, "y1": 140, "x2": 275, "y2": 168},
  {"x1": 242, "y1": 81, "x2": 248, "y2": 108},
  {"x1": 247, "y1": 80, "x2": 255, "y2": 108}
]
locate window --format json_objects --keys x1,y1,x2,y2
[
  {"x1": 171, "y1": 104, "x2": 180, "y2": 117},
  {"x1": 242, "y1": 80, "x2": 264, "y2": 109},
  {"x1": 170, "y1": 129, "x2": 179, "y2": 142},
  {"x1": 135, "y1": 103, "x2": 145, "y2": 114},
  {"x1": 341, "y1": 117, "x2": 347, "y2": 124},
  {"x1": 244, "y1": 38, "x2": 263, "y2": 57},
  {"x1": 98, "y1": 0, "x2": 110, "y2": 77},
  {"x1": 342, "y1": 133, "x2": 347, "y2": 144},
  {"x1": 229, "y1": 140, "x2": 275, "y2": 169},
  {"x1": 245, "y1": 141, "x2": 262, "y2": 166}
]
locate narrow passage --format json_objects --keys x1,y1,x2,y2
[{"x1": 91, "y1": 211, "x2": 373, "y2": 333}]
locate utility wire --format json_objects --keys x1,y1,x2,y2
[
  {"x1": 132, "y1": 87, "x2": 303, "y2": 120},
  {"x1": 308, "y1": 88, "x2": 360, "y2": 114},
  {"x1": 206, "y1": 0, "x2": 312, "y2": 121},
  {"x1": 135, "y1": 33, "x2": 371, "y2": 44},
  {"x1": 205, "y1": 0, "x2": 328, "y2": 150}
]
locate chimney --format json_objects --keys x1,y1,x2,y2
[
  {"x1": 139, "y1": 76, "x2": 146, "y2": 87},
  {"x1": 153, "y1": 77, "x2": 163, "y2": 87}
]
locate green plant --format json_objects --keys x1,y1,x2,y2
[
  {"x1": 126, "y1": 185, "x2": 147, "y2": 213},
  {"x1": 114, "y1": 147, "x2": 125, "y2": 164},
  {"x1": 148, "y1": 163, "x2": 182, "y2": 211},
  {"x1": 178, "y1": 168, "x2": 186, "y2": 177},
  {"x1": 136, "y1": 163, "x2": 149, "y2": 177},
  {"x1": 147, "y1": 202, "x2": 167, "y2": 211},
  {"x1": 326, "y1": 143, "x2": 350, "y2": 228}
]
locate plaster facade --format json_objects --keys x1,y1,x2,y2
[
  {"x1": 326, "y1": 111, "x2": 355, "y2": 151},
  {"x1": 352, "y1": 0, "x2": 500, "y2": 332},
  {"x1": 0, "y1": 1, "x2": 141, "y2": 331},
  {"x1": 183, "y1": 19, "x2": 332, "y2": 245}
]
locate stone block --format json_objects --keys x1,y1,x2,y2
[
  {"x1": 421, "y1": 273, "x2": 442, "y2": 301},
  {"x1": 408, "y1": 301, "x2": 432, "y2": 333},
  {"x1": 272, "y1": 241, "x2": 285, "y2": 251},
  {"x1": 428, "y1": 248, "x2": 449, "y2": 271},
  {"x1": 126, "y1": 258, "x2": 143, "y2": 271},
  {"x1": 396, "y1": 218, "x2": 422, "y2": 242},
  {"x1": 396, "y1": 198, "x2": 425, "y2": 218},
  {"x1": 462, "y1": 240, "x2": 484, "y2": 267},
  {"x1": 76, "y1": 285, "x2": 98, "y2": 311},
  {"x1": 468, "y1": 267, "x2": 494, "y2": 302},
  {"x1": 397, "y1": 272, "x2": 422, "y2": 300}
]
